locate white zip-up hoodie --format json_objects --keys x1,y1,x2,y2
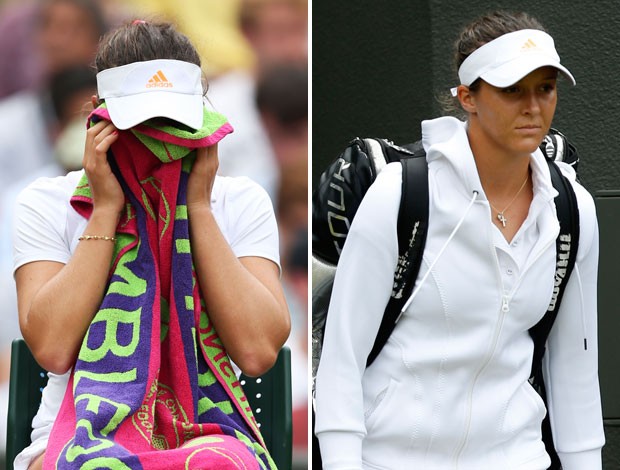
[{"x1": 314, "y1": 116, "x2": 604, "y2": 470}]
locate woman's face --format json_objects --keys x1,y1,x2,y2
[{"x1": 462, "y1": 66, "x2": 558, "y2": 158}]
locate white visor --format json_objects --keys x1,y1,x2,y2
[
  {"x1": 455, "y1": 29, "x2": 575, "y2": 94},
  {"x1": 97, "y1": 59, "x2": 204, "y2": 130}
]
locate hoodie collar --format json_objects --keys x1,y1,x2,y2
[{"x1": 421, "y1": 116, "x2": 557, "y2": 204}]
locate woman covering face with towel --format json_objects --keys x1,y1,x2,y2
[{"x1": 13, "y1": 20, "x2": 290, "y2": 470}]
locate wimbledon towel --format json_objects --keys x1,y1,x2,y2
[{"x1": 44, "y1": 105, "x2": 277, "y2": 469}]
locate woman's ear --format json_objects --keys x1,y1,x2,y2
[
  {"x1": 457, "y1": 85, "x2": 476, "y2": 114},
  {"x1": 90, "y1": 95, "x2": 100, "y2": 109}
]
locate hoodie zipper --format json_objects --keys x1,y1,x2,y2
[
  {"x1": 453, "y1": 232, "x2": 555, "y2": 466},
  {"x1": 452, "y1": 294, "x2": 508, "y2": 466}
]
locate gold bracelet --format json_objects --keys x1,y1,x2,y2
[{"x1": 78, "y1": 235, "x2": 117, "y2": 242}]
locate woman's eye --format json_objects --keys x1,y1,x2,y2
[{"x1": 502, "y1": 86, "x2": 519, "y2": 94}]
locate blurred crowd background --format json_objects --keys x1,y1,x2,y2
[{"x1": 0, "y1": 0, "x2": 308, "y2": 468}]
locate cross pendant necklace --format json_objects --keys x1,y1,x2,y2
[
  {"x1": 497, "y1": 212, "x2": 508, "y2": 228},
  {"x1": 489, "y1": 173, "x2": 529, "y2": 229}
]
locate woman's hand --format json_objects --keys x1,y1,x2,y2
[
  {"x1": 83, "y1": 120, "x2": 124, "y2": 216},
  {"x1": 187, "y1": 144, "x2": 219, "y2": 211}
]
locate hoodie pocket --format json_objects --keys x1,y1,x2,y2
[
  {"x1": 501, "y1": 381, "x2": 546, "y2": 441},
  {"x1": 364, "y1": 377, "x2": 400, "y2": 434}
]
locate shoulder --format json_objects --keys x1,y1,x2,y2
[
  {"x1": 351, "y1": 161, "x2": 404, "y2": 220},
  {"x1": 363, "y1": 161, "x2": 403, "y2": 208},
  {"x1": 210, "y1": 174, "x2": 277, "y2": 239},
  {"x1": 16, "y1": 170, "x2": 83, "y2": 211},
  {"x1": 14, "y1": 170, "x2": 84, "y2": 243},
  {"x1": 211, "y1": 175, "x2": 280, "y2": 266},
  {"x1": 212, "y1": 174, "x2": 273, "y2": 210},
  {"x1": 13, "y1": 171, "x2": 83, "y2": 271},
  {"x1": 347, "y1": 162, "x2": 403, "y2": 242}
]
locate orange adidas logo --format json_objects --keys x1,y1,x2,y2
[
  {"x1": 146, "y1": 70, "x2": 173, "y2": 88},
  {"x1": 521, "y1": 39, "x2": 539, "y2": 51}
]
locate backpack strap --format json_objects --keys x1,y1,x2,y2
[
  {"x1": 366, "y1": 142, "x2": 429, "y2": 366},
  {"x1": 528, "y1": 160, "x2": 580, "y2": 379},
  {"x1": 528, "y1": 160, "x2": 580, "y2": 469}
]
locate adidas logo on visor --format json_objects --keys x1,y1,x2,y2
[
  {"x1": 521, "y1": 39, "x2": 539, "y2": 52},
  {"x1": 146, "y1": 70, "x2": 173, "y2": 88}
]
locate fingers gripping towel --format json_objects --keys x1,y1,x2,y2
[{"x1": 45, "y1": 106, "x2": 277, "y2": 469}]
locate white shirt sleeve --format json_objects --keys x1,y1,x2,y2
[
  {"x1": 12, "y1": 177, "x2": 73, "y2": 273},
  {"x1": 217, "y1": 176, "x2": 281, "y2": 271},
  {"x1": 314, "y1": 163, "x2": 402, "y2": 469}
]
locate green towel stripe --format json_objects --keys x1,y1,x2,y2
[
  {"x1": 198, "y1": 371, "x2": 217, "y2": 387},
  {"x1": 185, "y1": 295, "x2": 194, "y2": 311},
  {"x1": 197, "y1": 397, "x2": 234, "y2": 415},
  {"x1": 74, "y1": 369, "x2": 137, "y2": 387},
  {"x1": 234, "y1": 430, "x2": 275, "y2": 470},
  {"x1": 175, "y1": 239, "x2": 191, "y2": 254},
  {"x1": 111, "y1": 233, "x2": 134, "y2": 265},
  {"x1": 73, "y1": 173, "x2": 91, "y2": 199},
  {"x1": 175, "y1": 205, "x2": 188, "y2": 221},
  {"x1": 107, "y1": 246, "x2": 146, "y2": 297},
  {"x1": 133, "y1": 132, "x2": 192, "y2": 161},
  {"x1": 215, "y1": 400, "x2": 234, "y2": 415},
  {"x1": 130, "y1": 107, "x2": 229, "y2": 163}
]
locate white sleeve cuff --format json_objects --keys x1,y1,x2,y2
[
  {"x1": 558, "y1": 448, "x2": 602, "y2": 470},
  {"x1": 316, "y1": 430, "x2": 364, "y2": 470}
]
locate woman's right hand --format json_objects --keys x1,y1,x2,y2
[{"x1": 83, "y1": 120, "x2": 124, "y2": 216}]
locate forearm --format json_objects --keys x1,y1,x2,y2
[
  {"x1": 188, "y1": 205, "x2": 290, "y2": 376},
  {"x1": 19, "y1": 209, "x2": 119, "y2": 373}
]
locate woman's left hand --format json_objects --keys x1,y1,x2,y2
[{"x1": 187, "y1": 144, "x2": 218, "y2": 211}]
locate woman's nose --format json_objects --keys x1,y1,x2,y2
[{"x1": 522, "y1": 91, "x2": 541, "y2": 114}]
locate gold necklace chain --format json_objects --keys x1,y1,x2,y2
[{"x1": 489, "y1": 174, "x2": 529, "y2": 229}]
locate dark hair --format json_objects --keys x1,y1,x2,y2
[
  {"x1": 95, "y1": 21, "x2": 201, "y2": 73},
  {"x1": 454, "y1": 11, "x2": 546, "y2": 85},
  {"x1": 440, "y1": 11, "x2": 547, "y2": 116}
]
